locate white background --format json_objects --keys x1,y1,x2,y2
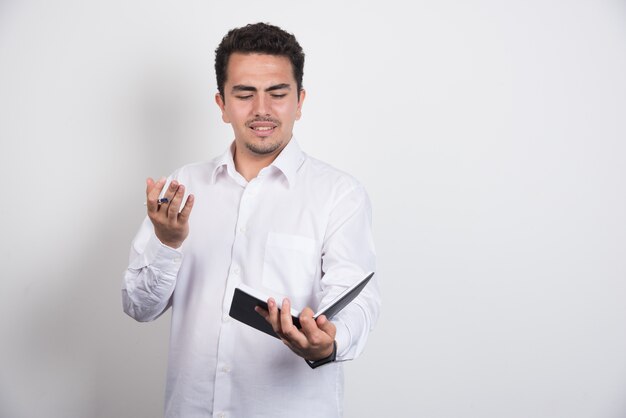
[{"x1": 1, "y1": 1, "x2": 625, "y2": 417}]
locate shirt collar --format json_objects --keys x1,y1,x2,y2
[
  {"x1": 210, "y1": 138, "x2": 306, "y2": 188},
  {"x1": 269, "y1": 137, "x2": 306, "y2": 188},
  {"x1": 210, "y1": 142, "x2": 240, "y2": 185}
]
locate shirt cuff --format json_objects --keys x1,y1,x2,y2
[
  {"x1": 142, "y1": 235, "x2": 184, "y2": 275},
  {"x1": 333, "y1": 320, "x2": 352, "y2": 360}
]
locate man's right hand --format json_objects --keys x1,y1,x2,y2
[{"x1": 146, "y1": 177, "x2": 195, "y2": 249}]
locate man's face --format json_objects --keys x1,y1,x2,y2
[{"x1": 215, "y1": 53, "x2": 305, "y2": 157}]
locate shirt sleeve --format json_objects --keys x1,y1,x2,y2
[
  {"x1": 320, "y1": 184, "x2": 381, "y2": 361},
  {"x1": 121, "y1": 216, "x2": 183, "y2": 322}
]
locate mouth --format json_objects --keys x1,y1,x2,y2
[{"x1": 248, "y1": 121, "x2": 279, "y2": 137}]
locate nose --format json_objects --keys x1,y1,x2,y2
[{"x1": 253, "y1": 94, "x2": 269, "y2": 116}]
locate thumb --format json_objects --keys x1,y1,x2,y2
[{"x1": 316, "y1": 315, "x2": 336, "y2": 339}]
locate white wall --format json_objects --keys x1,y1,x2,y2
[{"x1": 1, "y1": 1, "x2": 625, "y2": 417}]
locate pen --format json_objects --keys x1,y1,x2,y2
[{"x1": 143, "y1": 197, "x2": 170, "y2": 206}]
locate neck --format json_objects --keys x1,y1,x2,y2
[{"x1": 234, "y1": 143, "x2": 286, "y2": 182}]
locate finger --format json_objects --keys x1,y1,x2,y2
[
  {"x1": 146, "y1": 177, "x2": 155, "y2": 212},
  {"x1": 160, "y1": 180, "x2": 179, "y2": 213},
  {"x1": 280, "y1": 299, "x2": 307, "y2": 346},
  {"x1": 298, "y1": 307, "x2": 320, "y2": 341},
  {"x1": 178, "y1": 194, "x2": 194, "y2": 223},
  {"x1": 267, "y1": 298, "x2": 282, "y2": 335},
  {"x1": 254, "y1": 305, "x2": 269, "y2": 320},
  {"x1": 146, "y1": 177, "x2": 165, "y2": 213},
  {"x1": 167, "y1": 184, "x2": 185, "y2": 219},
  {"x1": 146, "y1": 177, "x2": 155, "y2": 195}
]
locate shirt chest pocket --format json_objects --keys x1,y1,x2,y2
[{"x1": 262, "y1": 232, "x2": 319, "y2": 307}]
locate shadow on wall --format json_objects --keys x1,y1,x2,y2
[
  {"x1": 0, "y1": 191, "x2": 173, "y2": 418},
  {"x1": 0, "y1": 63, "x2": 218, "y2": 418}
]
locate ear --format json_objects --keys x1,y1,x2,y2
[
  {"x1": 296, "y1": 89, "x2": 306, "y2": 120},
  {"x1": 215, "y1": 93, "x2": 230, "y2": 123}
]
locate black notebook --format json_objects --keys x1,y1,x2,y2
[{"x1": 229, "y1": 272, "x2": 375, "y2": 339}]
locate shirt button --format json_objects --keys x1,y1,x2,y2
[
  {"x1": 232, "y1": 266, "x2": 240, "y2": 275},
  {"x1": 217, "y1": 413, "x2": 226, "y2": 418},
  {"x1": 238, "y1": 226, "x2": 247, "y2": 233},
  {"x1": 221, "y1": 365, "x2": 231, "y2": 373},
  {"x1": 222, "y1": 314, "x2": 230, "y2": 323}
]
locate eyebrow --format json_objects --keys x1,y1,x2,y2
[{"x1": 231, "y1": 83, "x2": 292, "y2": 94}]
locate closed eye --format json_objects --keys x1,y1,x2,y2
[
  {"x1": 271, "y1": 94, "x2": 287, "y2": 98},
  {"x1": 236, "y1": 95, "x2": 253, "y2": 100}
]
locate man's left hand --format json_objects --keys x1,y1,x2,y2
[{"x1": 256, "y1": 298, "x2": 336, "y2": 361}]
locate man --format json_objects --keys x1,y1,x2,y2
[{"x1": 123, "y1": 22, "x2": 380, "y2": 418}]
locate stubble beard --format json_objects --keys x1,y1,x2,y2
[
  {"x1": 242, "y1": 116, "x2": 287, "y2": 155},
  {"x1": 243, "y1": 117, "x2": 285, "y2": 155},
  {"x1": 244, "y1": 138, "x2": 283, "y2": 155}
]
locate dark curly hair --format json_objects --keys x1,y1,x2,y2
[{"x1": 215, "y1": 23, "x2": 305, "y2": 100}]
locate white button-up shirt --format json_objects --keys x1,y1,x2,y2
[{"x1": 122, "y1": 138, "x2": 381, "y2": 418}]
